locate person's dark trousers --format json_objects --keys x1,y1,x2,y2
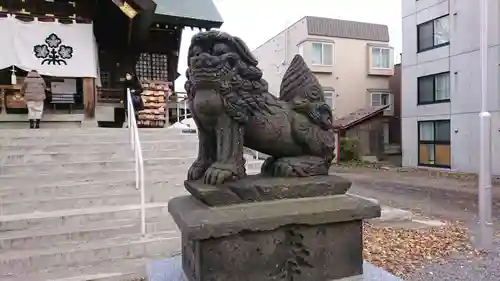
[
  {"x1": 114, "y1": 108, "x2": 126, "y2": 127},
  {"x1": 35, "y1": 119, "x2": 40, "y2": 129},
  {"x1": 29, "y1": 119, "x2": 34, "y2": 129}
]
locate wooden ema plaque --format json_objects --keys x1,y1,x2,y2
[{"x1": 137, "y1": 80, "x2": 171, "y2": 128}]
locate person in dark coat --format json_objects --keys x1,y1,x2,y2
[{"x1": 122, "y1": 72, "x2": 144, "y2": 127}]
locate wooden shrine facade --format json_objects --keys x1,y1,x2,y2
[{"x1": 0, "y1": 0, "x2": 223, "y2": 122}]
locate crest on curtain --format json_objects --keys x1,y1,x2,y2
[{"x1": 33, "y1": 33, "x2": 74, "y2": 65}]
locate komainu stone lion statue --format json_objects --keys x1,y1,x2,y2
[{"x1": 185, "y1": 30, "x2": 335, "y2": 185}]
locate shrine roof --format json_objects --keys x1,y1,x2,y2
[
  {"x1": 153, "y1": 0, "x2": 223, "y2": 29},
  {"x1": 306, "y1": 16, "x2": 390, "y2": 42}
]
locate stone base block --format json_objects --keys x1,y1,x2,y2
[
  {"x1": 184, "y1": 174, "x2": 352, "y2": 206},
  {"x1": 168, "y1": 194, "x2": 381, "y2": 281}
]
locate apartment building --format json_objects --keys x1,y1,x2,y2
[
  {"x1": 252, "y1": 16, "x2": 396, "y2": 141},
  {"x1": 401, "y1": 0, "x2": 500, "y2": 173}
]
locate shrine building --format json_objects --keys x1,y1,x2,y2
[{"x1": 0, "y1": 0, "x2": 222, "y2": 128}]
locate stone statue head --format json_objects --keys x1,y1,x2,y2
[{"x1": 185, "y1": 30, "x2": 268, "y2": 96}]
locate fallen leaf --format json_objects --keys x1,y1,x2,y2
[{"x1": 363, "y1": 222, "x2": 476, "y2": 278}]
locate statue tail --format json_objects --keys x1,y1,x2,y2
[
  {"x1": 279, "y1": 55, "x2": 323, "y2": 104},
  {"x1": 279, "y1": 55, "x2": 333, "y2": 130}
]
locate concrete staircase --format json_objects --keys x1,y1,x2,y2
[{"x1": 0, "y1": 128, "x2": 263, "y2": 281}]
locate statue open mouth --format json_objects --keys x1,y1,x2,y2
[{"x1": 189, "y1": 53, "x2": 236, "y2": 88}]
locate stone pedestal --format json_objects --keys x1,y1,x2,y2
[{"x1": 168, "y1": 176, "x2": 380, "y2": 281}]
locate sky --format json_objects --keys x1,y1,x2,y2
[{"x1": 175, "y1": 0, "x2": 402, "y2": 91}]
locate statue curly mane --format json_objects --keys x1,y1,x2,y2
[
  {"x1": 230, "y1": 59, "x2": 269, "y2": 97},
  {"x1": 185, "y1": 31, "x2": 281, "y2": 123}
]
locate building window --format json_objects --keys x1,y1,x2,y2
[
  {"x1": 418, "y1": 72, "x2": 450, "y2": 104},
  {"x1": 370, "y1": 92, "x2": 392, "y2": 110},
  {"x1": 417, "y1": 15, "x2": 450, "y2": 52},
  {"x1": 311, "y1": 42, "x2": 333, "y2": 65},
  {"x1": 371, "y1": 47, "x2": 392, "y2": 69},
  {"x1": 324, "y1": 90, "x2": 335, "y2": 111},
  {"x1": 418, "y1": 120, "x2": 451, "y2": 167}
]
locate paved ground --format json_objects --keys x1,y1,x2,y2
[
  {"x1": 332, "y1": 167, "x2": 500, "y2": 280},
  {"x1": 407, "y1": 238, "x2": 500, "y2": 281},
  {"x1": 333, "y1": 168, "x2": 500, "y2": 229}
]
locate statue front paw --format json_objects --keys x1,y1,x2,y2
[
  {"x1": 203, "y1": 163, "x2": 245, "y2": 185},
  {"x1": 261, "y1": 157, "x2": 294, "y2": 177},
  {"x1": 187, "y1": 162, "x2": 209, "y2": 181},
  {"x1": 203, "y1": 167, "x2": 233, "y2": 185}
]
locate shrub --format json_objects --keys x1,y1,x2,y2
[{"x1": 339, "y1": 137, "x2": 359, "y2": 162}]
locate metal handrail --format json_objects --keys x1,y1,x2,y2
[{"x1": 127, "y1": 88, "x2": 146, "y2": 236}]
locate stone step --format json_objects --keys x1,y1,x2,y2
[
  {"x1": 0, "y1": 231, "x2": 181, "y2": 276},
  {"x1": 0, "y1": 185, "x2": 183, "y2": 215},
  {"x1": 1, "y1": 149, "x2": 256, "y2": 166},
  {"x1": 1, "y1": 148, "x2": 196, "y2": 165},
  {"x1": 0, "y1": 157, "x2": 197, "y2": 175},
  {"x1": 1, "y1": 256, "x2": 165, "y2": 281},
  {"x1": 52, "y1": 272, "x2": 144, "y2": 281},
  {"x1": 0, "y1": 216, "x2": 177, "y2": 251},
  {"x1": 0, "y1": 165, "x2": 189, "y2": 185},
  {"x1": 0, "y1": 203, "x2": 169, "y2": 232},
  {"x1": 0, "y1": 140, "x2": 199, "y2": 154},
  {"x1": 0, "y1": 160, "x2": 263, "y2": 186},
  {"x1": 0, "y1": 177, "x2": 185, "y2": 201},
  {"x1": 0, "y1": 128, "x2": 267, "y2": 280},
  {"x1": 0, "y1": 128, "x2": 190, "y2": 138},
  {"x1": 0, "y1": 132, "x2": 198, "y2": 145},
  {"x1": 0, "y1": 166, "x2": 261, "y2": 201}
]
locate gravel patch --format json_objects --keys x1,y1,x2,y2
[{"x1": 407, "y1": 238, "x2": 500, "y2": 281}]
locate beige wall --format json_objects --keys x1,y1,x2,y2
[
  {"x1": 253, "y1": 18, "x2": 309, "y2": 95},
  {"x1": 253, "y1": 19, "x2": 393, "y2": 118}
]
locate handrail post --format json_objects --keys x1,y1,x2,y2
[
  {"x1": 127, "y1": 89, "x2": 133, "y2": 150},
  {"x1": 126, "y1": 88, "x2": 146, "y2": 236},
  {"x1": 139, "y1": 151, "x2": 146, "y2": 236},
  {"x1": 135, "y1": 150, "x2": 139, "y2": 190}
]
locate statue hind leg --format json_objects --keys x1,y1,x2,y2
[
  {"x1": 203, "y1": 113, "x2": 246, "y2": 185},
  {"x1": 261, "y1": 156, "x2": 329, "y2": 177}
]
